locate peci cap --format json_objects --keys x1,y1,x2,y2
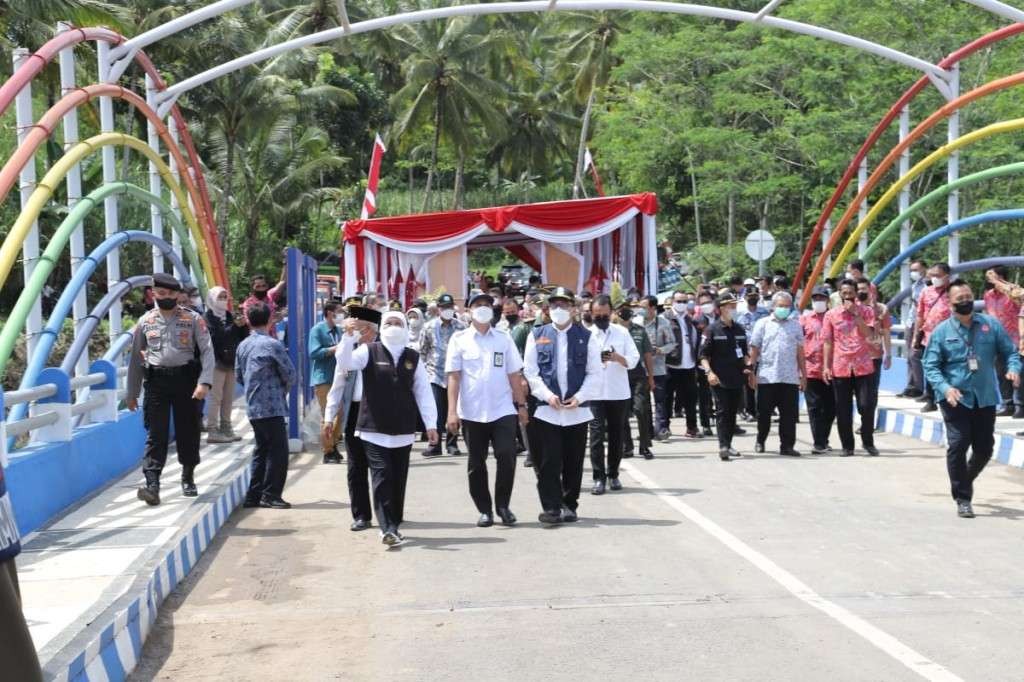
[
  {"x1": 152, "y1": 272, "x2": 182, "y2": 292},
  {"x1": 347, "y1": 305, "x2": 382, "y2": 326}
]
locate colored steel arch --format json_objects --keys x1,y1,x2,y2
[
  {"x1": 0, "y1": 133, "x2": 217, "y2": 292},
  {"x1": 60, "y1": 275, "x2": 154, "y2": 376},
  {"x1": 831, "y1": 118, "x2": 1024, "y2": 277},
  {"x1": 863, "y1": 162, "x2": 1024, "y2": 262},
  {"x1": 872, "y1": 209, "x2": 1024, "y2": 286}
]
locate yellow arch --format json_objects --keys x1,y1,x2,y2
[
  {"x1": 0, "y1": 132, "x2": 218, "y2": 291},
  {"x1": 828, "y1": 117, "x2": 1024, "y2": 277}
]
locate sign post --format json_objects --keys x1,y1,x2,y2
[{"x1": 744, "y1": 230, "x2": 776, "y2": 277}]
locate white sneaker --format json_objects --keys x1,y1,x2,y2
[{"x1": 207, "y1": 430, "x2": 233, "y2": 444}]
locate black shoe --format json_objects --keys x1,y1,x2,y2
[
  {"x1": 1014, "y1": 407, "x2": 1024, "y2": 419},
  {"x1": 381, "y1": 530, "x2": 400, "y2": 546},
  {"x1": 324, "y1": 449, "x2": 343, "y2": 463},
  {"x1": 921, "y1": 402, "x2": 937, "y2": 413},
  {"x1": 702, "y1": 427, "x2": 714, "y2": 437},
  {"x1": 956, "y1": 500, "x2": 975, "y2": 518},
  {"x1": 732, "y1": 426, "x2": 747, "y2": 436},
  {"x1": 181, "y1": 479, "x2": 198, "y2": 497},
  {"x1": 591, "y1": 480, "x2": 606, "y2": 496},
  {"x1": 560, "y1": 506, "x2": 578, "y2": 523},
  {"x1": 496, "y1": 508, "x2": 517, "y2": 526},
  {"x1": 422, "y1": 446, "x2": 443, "y2": 458},
  {"x1": 609, "y1": 478, "x2": 622, "y2": 491},
  {"x1": 780, "y1": 448, "x2": 801, "y2": 457},
  {"x1": 622, "y1": 450, "x2": 635, "y2": 459},
  {"x1": 673, "y1": 412, "x2": 683, "y2": 419},
  {"x1": 914, "y1": 394, "x2": 930, "y2": 403},
  {"x1": 447, "y1": 445, "x2": 463, "y2": 456},
  {"x1": 538, "y1": 509, "x2": 563, "y2": 525},
  {"x1": 840, "y1": 449, "x2": 855, "y2": 457},
  {"x1": 640, "y1": 449, "x2": 654, "y2": 460},
  {"x1": 516, "y1": 445, "x2": 527, "y2": 454},
  {"x1": 754, "y1": 442, "x2": 765, "y2": 454},
  {"x1": 350, "y1": 518, "x2": 370, "y2": 531},
  {"x1": 137, "y1": 484, "x2": 160, "y2": 506},
  {"x1": 242, "y1": 497, "x2": 260, "y2": 508},
  {"x1": 996, "y1": 405, "x2": 1015, "y2": 418},
  {"x1": 259, "y1": 497, "x2": 292, "y2": 509},
  {"x1": 477, "y1": 512, "x2": 494, "y2": 527},
  {"x1": 322, "y1": 453, "x2": 332, "y2": 464},
  {"x1": 811, "y1": 445, "x2": 830, "y2": 455},
  {"x1": 656, "y1": 429, "x2": 671, "y2": 441},
  {"x1": 864, "y1": 445, "x2": 880, "y2": 456},
  {"x1": 718, "y1": 447, "x2": 732, "y2": 461},
  {"x1": 523, "y1": 457, "x2": 534, "y2": 468}
]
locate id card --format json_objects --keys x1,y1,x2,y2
[
  {"x1": 493, "y1": 352, "x2": 504, "y2": 367},
  {"x1": 735, "y1": 346, "x2": 744, "y2": 358},
  {"x1": 967, "y1": 354, "x2": 979, "y2": 372}
]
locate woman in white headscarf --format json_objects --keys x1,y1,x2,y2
[
  {"x1": 204, "y1": 286, "x2": 250, "y2": 442},
  {"x1": 336, "y1": 310, "x2": 438, "y2": 548},
  {"x1": 406, "y1": 307, "x2": 425, "y2": 350}
]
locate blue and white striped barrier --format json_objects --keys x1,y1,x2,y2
[{"x1": 876, "y1": 407, "x2": 1024, "y2": 469}]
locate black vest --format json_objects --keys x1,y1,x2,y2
[{"x1": 357, "y1": 343, "x2": 420, "y2": 436}]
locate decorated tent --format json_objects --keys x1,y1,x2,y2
[{"x1": 340, "y1": 192, "x2": 658, "y2": 303}]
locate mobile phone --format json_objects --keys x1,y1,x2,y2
[{"x1": 601, "y1": 349, "x2": 612, "y2": 360}]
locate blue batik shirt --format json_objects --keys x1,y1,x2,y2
[{"x1": 235, "y1": 330, "x2": 297, "y2": 419}]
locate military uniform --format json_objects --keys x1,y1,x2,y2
[
  {"x1": 127, "y1": 274, "x2": 215, "y2": 504},
  {"x1": 621, "y1": 319, "x2": 655, "y2": 458}
]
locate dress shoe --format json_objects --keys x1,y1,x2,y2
[
  {"x1": 181, "y1": 479, "x2": 198, "y2": 497},
  {"x1": 516, "y1": 444, "x2": 527, "y2": 454},
  {"x1": 242, "y1": 497, "x2": 261, "y2": 508},
  {"x1": 754, "y1": 442, "x2": 765, "y2": 454},
  {"x1": 733, "y1": 426, "x2": 747, "y2": 436},
  {"x1": 840, "y1": 449, "x2": 855, "y2": 457},
  {"x1": 996, "y1": 405, "x2": 1015, "y2": 418},
  {"x1": 702, "y1": 427, "x2": 714, "y2": 437},
  {"x1": 811, "y1": 445, "x2": 830, "y2": 455},
  {"x1": 656, "y1": 429, "x2": 671, "y2": 441},
  {"x1": 921, "y1": 402, "x2": 937, "y2": 413},
  {"x1": 591, "y1": 480, "x2": 606, "y2": 496},
  {"x1": 640, "y1": 449, "x2": 654, "y2": 460},
  {"x1": 137, "y1": 484, "x2": 160, "y2": 506},
  {"x1": 422, "y1": 446, "x2": 443, "y2": 458},
  {"x1": 447, "y1": 445, "x2": 463, "y2": 456},
  {"x1": 685, "y1": 430, "x2": 701, "y2": 439},
  {"x1": 496, "y1": 508, "x2": 517, "y2": 526},
  {"x1": 956, "y1": 500, "x2": 975, "y2": 518},
  {"x1": 523, "y1": 457, "x2": 534, "y2": 468},
  {"x1": 381, "y1": 530, "x2": 400, "y2": 546},
  {"x1": 609, "y1": 478, "x2": 622, "y2": 491},
  {"x1": 477, "y1": 512, "x2": 494, "y2": 527},
  {"x1": 718, "y1": 447, "x2": 732, "y2": 461},
  {"x1": 864, "y1": 445, "x2": 880, "y2": 456},
  {"x1": 560, "y1": 506, "x2": 578, "y2": 523},
  {"x1": 538, "y1": 510, "x2": 563, "y2": 525},
  {"x1": 1014, "y1": 407, "x2": 1024, "y2": 419},
  {"x1": 350, "y1": 518, "x2": 370, "y2": 531},
  {"x1": 259, "y1": 497, "x2": 292, "y2": 509},
  {"x1": 780, "y1": 448, "x2": 801, "y2": 457},
  {"x1": 621, "y1": 450, "x2": 635, "y2": 459}
]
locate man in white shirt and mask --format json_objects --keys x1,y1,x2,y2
[
  {"x1": 334, "y1": 310, "x2": 438, "y2": 548},
  {"x1": 663, "y1": 290, "x2": 702, "y2": 438},
  {"x1": 587, "y1": 295, "x2": 640, "y2": 494},
  {"x1": 523, "y1": 288, "x2": 603, "y2": 525}
]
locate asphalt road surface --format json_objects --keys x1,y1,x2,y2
[{"x1": 129, "y1": 421, "x2": 1024, "y2": 682}]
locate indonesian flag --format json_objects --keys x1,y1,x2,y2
[
  {"x1": 584, "y1": 147, "x2": 605, "y2": 197},
  {"x1": 361, "y1": 133, "x2": 387, "y2": 219}
]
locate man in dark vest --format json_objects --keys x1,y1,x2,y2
[
  {"x1": 337, "y1": 310, "x2": 438, "y2": 547},
  {"x1": 662, "y1": 290, "x2": 702, "y2": 438},
  {"x1": 523, "y1": 287, "x2": 603, "y2": 525}
]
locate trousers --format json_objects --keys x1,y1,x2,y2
[
  {"x1": 247, "y1": 416, "x2": 289, "y2": 501},
  {"x1": 142, "y1": 373, "x2": 201, "y2": 484},
  {"x1": 712, "y1": 385, "x2": 743, "y2": 448},
  {"x1": 833, "y1": 373, "x2": 877, "y2": 450},
  {"x1": 623, "y1": 377, "x2": 653, "y2": 453},
  {"x1": 804, "y1": 378, "x2": 836, "y2": 449},
  {"x1": 665, "y1": 366, "x2": 698, "y2": 432},
  {"x1": 531, "y1": 419, "x2": 588, "y2": 513},
  {"x1": 697, "y1": 371, "x2": 715, "y2": 429},
  {"x1": 904, "y1": 322, "x2": 924, "y2": 394},
  {"x1": 315, "y1": 383, "x2": 342, "y2": 454},
  {"x1": 464, "y1": 415, "x2": 518, "y2": 513},
  {"x1": 756, "y1": 383, "x2": 799, "y2": 450},
  {"x1": 205, "y1": 366, "x2": 235, "y2": 432},
  {"x1": 363, "y1": 442, "x2": 411, "y2": 534},
  {"x1": 589, "y1": 399, "x2": 631, "y2": 481},
  {"x1": 652, "y1": 374, "x2": 668, "y2": 432},
  {"x1": 431, "y1": 383, "x2": 459, "y2": 450},
  {"x1": 344, "y1": 401, "x2": 372, "y2": 522},
  {"x1": 0, "y1": 559, "x2": 42, "y2": 682},
  {"x1": 940, "y1": 402, "x2": 996, "y2": 502}
]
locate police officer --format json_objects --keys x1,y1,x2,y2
[
  {"x1": 127, "y1": 273, "x2": 215, "y2": 505},
  {"x1": 699, "y1": 293, "x2": 750, "y2": 460}
]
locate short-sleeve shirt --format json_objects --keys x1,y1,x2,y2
[
  {"x1": 800, "y1": 311, "x2": 827, "y2": 380},
  {"x1": 869, "y1": 303, "x2": 892, "y2": 360},
  {"x1": 625, "y1": 322, "x2": 653, "y2": 380},
  {"x1": 822, "y1": 304, "x2": 877, "y2": 378},
  {"x1": 446, "y1": 326, "x2": 523, "y2": 423},
  {"x1": 917, "y1": 285, "x2": 951, "y2": 346},
  {"x1": 984, "y1": 289, "x2": 1021, "y2": 346},
  {"x1": 750, "y1": 316, "x2": 804, "y2": 385}
]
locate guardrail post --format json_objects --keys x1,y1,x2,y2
[
  {"x1": 30, "y1": 368, "x2": 72, "y2": 443},
  {"x1": 0, "y1": 389, "x2": 7, "y2": 467},
  {"x1": 88, "y1": 359, "x2": 119, "y2": 424}
]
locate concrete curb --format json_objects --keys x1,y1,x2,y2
[{"x1": 876, "y1": 406, "x2": 1024, "y2": 468}]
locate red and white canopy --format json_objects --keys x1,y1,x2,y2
[{"x1": 340, "y1": 193, "x2": 658, "y2": 300}]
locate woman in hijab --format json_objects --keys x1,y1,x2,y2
[
  {"x1": 204, "y1": 286, "x2": 250, "y2": 443},
  {"x1": 406, "y1": 307, "x2": 425, "y2": 350},
  {"x1": 337, "y1": 310, "x2": 439, "y2": 547}
]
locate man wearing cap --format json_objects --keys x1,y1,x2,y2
[
  {"x1": 699, "y1": 293, "x2": 751, "y2": 460},
  {"x1": 801, "y1": 287, "x2": 837, "y2": 454},
  {"x1": 446, "y1": 292, "x2": 529, "y2": 527},
  {"x1": 524, "y1": 288, "x2": 603, "y2": 524},
  {"x1": 419, "y1": 293, "x2": 466, "y2": 456},
  {"x1": 127, "y1": 273, "x2": 215, "y2": 505},
  {"x1": 309, "y1": 300, "x2": 343, "y2": 464},
  {"x1": 336, "y1": 311, "x2": 439, "y2": 547}
]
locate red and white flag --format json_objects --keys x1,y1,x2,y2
[
  {"x1": 361, "y1": 133, "x2": 387, "y2": 219},
  {"x1": 584, "y1": 147, "x2": 605, "y2": 197}
]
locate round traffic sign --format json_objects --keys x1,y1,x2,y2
[{"x1": 744, "y1": 230, "x2": 776, "y2": 262}]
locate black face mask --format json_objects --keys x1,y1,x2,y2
[
  {"x1": 252, "y1": 290, "x2": 268, "y2": 300},
  {"x1": 582, "y1": 313, "x2": 593, "y2": 324},
  {"x1": 505, "y1": 314, "x2": 519, "y2": 326},
  {"x1": 746, "y1": 297, "x2": 759, "y2": 308},
  {"x1": 156, "y1": 297, "x2": 177, "y2": 310},
  {"x1": 953, "y1": 300, "x2": 974, "y2": 315},
  {"x1": 593, "y1": 315, "x2": 611, "y2": 330},
  {"x1": 857, "y1": 292, "x2": 869, "y2": 302}
]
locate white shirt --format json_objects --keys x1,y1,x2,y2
[
  {"x1": 446, "y1": 325, "x2": 523, "y2": 423},
  {"x1": 666, "y1": 314, "x2": 696, "y2": 370},
  {"x1": 323, "y1": 345, "x2": 364, "y2": 425},
  {"x1": 334, "y1": 332, "x2": 437, "y2": 448},
  {"x1": 590, "y1": 323, "x2": 640, "y2": 401},
  {"x1": 523, "y1": 324, "x2": 603, "y2": 427}
]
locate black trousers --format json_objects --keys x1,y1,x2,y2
[
  {"x1": 142, "y1": 374, "x2": 201, "y2": 484},
  {"x1": 904, "y1": 322, "x2": 924, "y2": 393},
  {"x1": 665, "y1": 366, "x2": 698, "y2": 432},
  {"x1": 363, "y1": 441, "x2": 411, "y2": 534},
  {"x1": 344, "y1": 401, "x2": 372, "y2": 522},
  {"x1": 431, "y1": 383, "x2": 459, "y2": 450},
  {"x1": 940, "y1": 402, "x2": 996, "y2": 502},
  {"x1": 0, "y1": 559, "x2": 42, "y2": 682},
  {"x1": 247, "y1": 416, "x2": 289, "y2": 501},
  {"x1": 697, "y1": 371, "x2": 714, "y2": 429},
  {"x1": 913, "y1": 346, "x2": 932, "y2": 402},
  {"x1": 756, "y1": 383, "x2": 799, "y2": 450},
  {"x1": 589, "y1": 399, "x2": 630, "y2": 481},
  {"x1": 712, "y1": 385, "x2": 743, "y2": 448},
  {"x1": 464, "y1": 415, "x2": 518, "y2": 513},
  {"x1": 532, "y1": 419, "x2": 588, "y2": 513},
  {"x1": 652, "y1": 374, "x2": 668, "y2": 432},
  {"x1": 743, "y1": 383, "x2": 757, "y2": 418},
  {"x1": 833, "y1": 373, "x2": 877, "y2": 450},
  {"x1": 996, "y1": 354, "x2": 1024, "y2": 408},
  {"x1": 623, "y1": 377, "x2": 653, "y2": 453},
  {"x1": 804, "y1": 378, "x2": 836, "y2": 449}
]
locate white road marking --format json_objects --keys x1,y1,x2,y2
[{"x1": 621, "y1": 462, "x2": 963, "y2": 682}]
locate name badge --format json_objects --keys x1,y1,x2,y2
[
  {"x1": 967, "y1": 353, "x2": 979, "y2": 372},
  {"x1": 493, "y1": 352, "x2": 504, "y2": 367},
  {"x1": 735, "y1": 346, "x2": 744, "y2": 359}
]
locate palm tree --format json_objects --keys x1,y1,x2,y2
[{"x1": 0, "y1": 0, "x2": 128, "y2": 49}]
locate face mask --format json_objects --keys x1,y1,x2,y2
[
  {"x1": 700, "y1": 303, "x2": 714, "y2": 315},
  {"x1": 252, "y1": 290, "x2": 268, "y2": 300},
  {"x1": 720, "y1": 307, "x2": 734, "y2": 321},
  {"x1": 505, "y1": 314, "x2": 519, "y2": 326},
  {"x1": 857, "y1": 292, "x2": 869, "y2": 302},
  {"x1": 440, "y1": 308, "x2": 455, "y2": 321},
  {"x1": 190, "y1": 297, "x2": 202, "y2": 307},
  {"x1": 632, "y1": 315, "x2": 646, "y2": 326},
  {"x1": 211, "y1": 297, "x2": 228, "y2": 315},
  {"x1": 953, "y1": 300, "x2": 974, "y2": 316},
  {"x1": 550, "y1": 308, "x2": 571, "y2": 326},
  {"x1": 582, "y1": 313, "x2": 593, "y2": 324},
  {"x1": 686, "y1": 302, "x2": 697, "y2": 313},
  {"x1": 672, "y1": 302, "x2": 687, "y2": 314},
  {"x1": 812, "y1": 300, "x2": 828, "y2": 314},
  {"x1": 407, "y1": 316, "x2": 422, "y2": 330},
  {"x1": 632, "y1": 308, "x2": 645, "y2": 319},
  {"x1": 774, "y1": 307, "x2": 791, "y2": 321},
  {"x1": 746, "y1": 298, "x2": 760, "y2": 309},
  {"x1": 593, "y1": 315, "x2": 611, "y2": 330},
  {"x1": 471, "y1": 306, "x2": 494, "y2": 324},
  {"x1": 380, "y1": 325, "x2": 409, "y2": 347},
  {"x1": 156, "y1": 297, "x2": 177, "y2": 311},
  {"x1": 910, "y1": 270, "x2": 922, "y2": 282},
  {"x1": 931, "y1": 276, "x2": 947, "y2": 288}
]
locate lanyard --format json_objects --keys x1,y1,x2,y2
[{"x1": 953, "y1": 318, "x2": 977, "y2": 355}]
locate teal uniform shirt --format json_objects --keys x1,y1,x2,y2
[{"x1": 922, "y1": 313, "x2": 1021, "y2": 409}]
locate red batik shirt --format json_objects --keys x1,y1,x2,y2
[
  {"x1": 822, "y1": 303, "x2": 877, "y2": 378},
  {"x1": 800, "y1": 310, "x2": 827, "y2": 380},
  {"x1": 917, "y1": 286, "x2": 950, "y2": 346},
  {"x1": 984, "y1": 289, "x2": 1021, "y2": 346}
]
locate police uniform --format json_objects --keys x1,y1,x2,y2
[
  {"x1": 699, "y1": 293, "x2": 750, "y2": 459},
  {"x1": 127, "y1": 273, "x2": 215, "y2": 505}
]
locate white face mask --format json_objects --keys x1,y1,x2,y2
[
  {"x1": 407, "y1": 316, "x2": 422, "y2": 329},
  {"x1": 700, "y1": 303, "x2": 714, "y2": 315},
  {"x1": 550, "y1": 308, "x2": 571, "y2": 326},
  {"x1": 471, "y1": 306, "x2": 494, "y2": 324},
  {"x1": 380, "y1": 325, "x2": 408, "y2": 347},
  {"x1": 632, "y1": 315, "x2": 646, "y2": 326},
  {"x1": 931, "y1": 276, "x2": 947, "y2": 288},
  {"x1": 812, "y1": 300, "x2": 828, "y2": 314},
  {"x1": 191, "y1": 297, "x2": 202, "y2": 307},
  {"x1": 909, "y1": 270, "x2": 922, "y2": 282},
  {"x1": 672, "y1": 301, "x2": 687, "y2": 314},
  {"x1": 440, "y1": 308, "x2": 455, "y2": 321}
]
